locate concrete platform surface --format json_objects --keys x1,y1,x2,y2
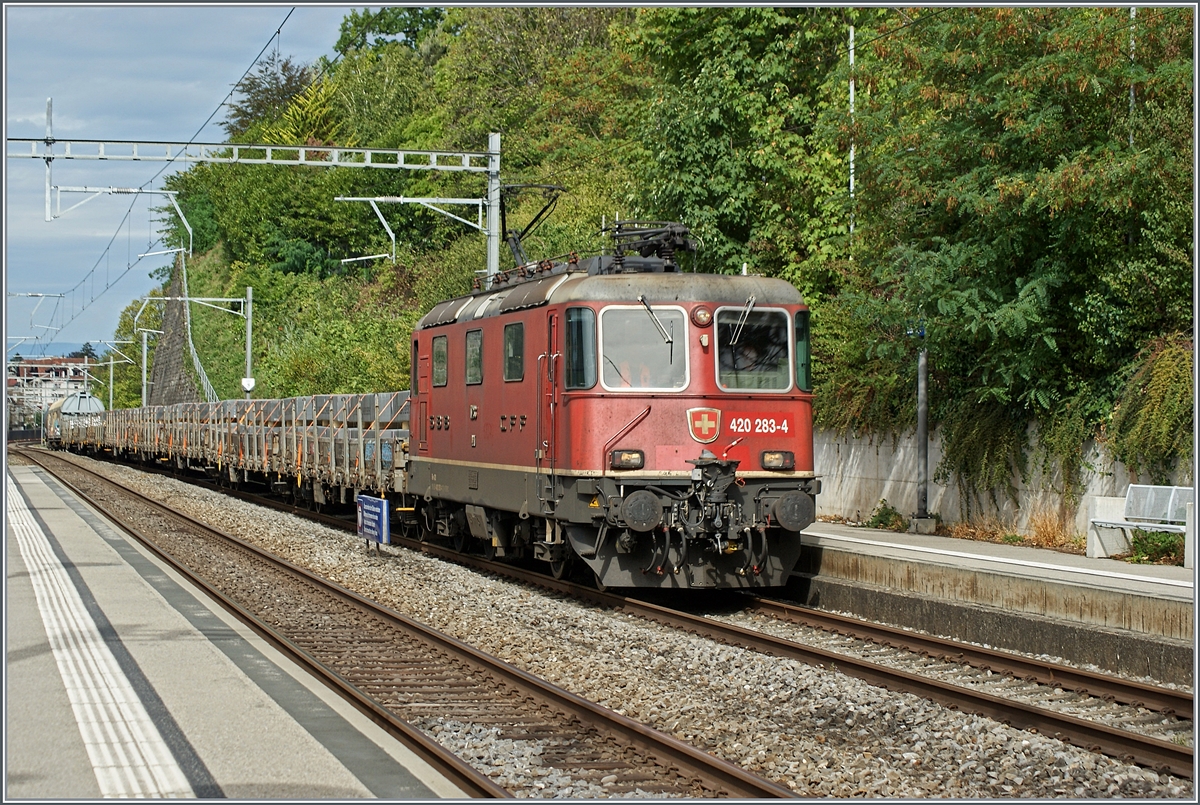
[
  {"x1": 803, "y1": 520, "x2": 1194, "y2": 601},
  {"x1": 6, "y1": 464, "x2": 466, "y2": 800}
]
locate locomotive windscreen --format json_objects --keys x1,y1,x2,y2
[
  {"x1": 600, "y1": 306, "x2": 687, "y2": 390},
  {"x1": 716, "y1": 308, "x2": 792, "y2": 390}
]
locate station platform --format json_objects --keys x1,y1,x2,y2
[
  {"x1": 5, "y1": 464, "x2": 466, "y2": 800},
  {"x1": 795, "y1": 521, "x2": 1195, "y2": 684}
]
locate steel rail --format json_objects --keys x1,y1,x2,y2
[
  {"x1": 747, "y1": 596, "x2": 1194, "y2": 718},
  {"x1": 216, "y1": 486, "x2": 1196, "y2": 780},
  {"x1": 24, "y1": 449, "x2": 796, "y2": 799},
  {"x1": 359, "y1": 533, "x2": 1197, "y2": 779},
  {"x1": 604, "y1": 594, "x2": 1195, "y2": 780}
]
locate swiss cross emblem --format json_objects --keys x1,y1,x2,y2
[{"x1": 687, "y1": 407, "x2": 721, "y2": 444}]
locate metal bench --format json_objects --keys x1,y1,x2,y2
[{"x1": 1089, "y1": 484, "x2": 1192, "y2": 559}]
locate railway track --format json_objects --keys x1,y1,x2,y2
[
  {"x1": 741, "y1": 597, "x2": 1193, "y2": 717},
  {"x1": 20, "y1": 448, "x2": 793, "y2": 799},
  {"x1": 487, "y1": 571, "x2": 1195, "y2": 779},
  {"x1": 23, "y1": 448, "x2": 1195, "y2": 780}
]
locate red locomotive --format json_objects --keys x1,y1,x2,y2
[{"x1": 408, "y1": 222, "x2": 818, "y2": 589}]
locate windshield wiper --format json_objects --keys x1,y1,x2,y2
[
  {"x1": 637, "y1": 295, "x2": 673, "y2": 344},
  {"x1": 730, "y1": 295, "x2": 756, "y2": 345}
]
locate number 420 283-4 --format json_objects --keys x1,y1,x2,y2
[{"x1": 728, "y1": 415, "x2": 791, "y2": 435}]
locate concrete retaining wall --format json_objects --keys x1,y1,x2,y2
[{"x1": 814, "y1": 425, "x2": 1189, "y2": 537}]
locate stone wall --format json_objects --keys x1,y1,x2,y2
[{"x1": 148, "y1": 268, "x2": 201, "y2": 406}]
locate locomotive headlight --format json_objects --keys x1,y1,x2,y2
[
  {"x1": 611, "y1": 449, "x2": 645, "y2": 470},
  {"x1": 761, "y1": 450, "x2": 795, "y2": 470},
  {"x1": 691, "y1": 306, "x2": 713, "y2": 327}
]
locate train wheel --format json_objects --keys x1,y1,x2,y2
[
  {"x1": 548, "y1": 551, "x2": 575, "y2": 580},
  {"x1": 482, "y1": 540, "x2": 497, "y2": 561},
  {"x1": 453, "y1": 529, "x2": 468, "y2": 553},
  {"x1": 396, "y1": 519, "x2": 418, "y2": 542},
  {"x1": 592, "y1": 572, "x2": 608, "y2": 593}
]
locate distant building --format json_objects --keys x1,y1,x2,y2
[{"x1": 6, "y1": 356, "x2": 94, "y2": 429}]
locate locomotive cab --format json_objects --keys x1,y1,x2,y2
[{"x1": 549, "y1": 274, "x2": 817, "y2": 589}]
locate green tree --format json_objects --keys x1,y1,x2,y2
[
  {"x1": 433, "y1": 7, "x2": 629, "y2": 158},
  {"x1": 260, "y1": 75, "x2": 355, "y2": 147},
  {"x1": 127, "y1": 6, "x2": 1194, "y2": 499},
  {"x1": 626, "y1": 6, "x2": 868, "y2": 290},
  {"x1": 328, "y1": 46, "x2": 431, "y2": 148},
  {"x1": 824, "y1": 7, "x2": 1193, "y2": 498},
  {"x1": 68, "y1": 342, "x2": 99, "y2": 360},
  {"x1": 335, "y1": 7, "x2": 446, "y2": 54},
  {"x1": 105, "y1": 292, "x2": 165, "y2": 409},
  {"x1": 222, "y1": 51, "x2": 313, "y2": 138}
]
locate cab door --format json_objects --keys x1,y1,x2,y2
[
  {"x1": 538, "y1": 312, "x2": 561, "y2": 465},
  {"x1": 415, "y1": 338, "x2": 429, "y2": 452}
]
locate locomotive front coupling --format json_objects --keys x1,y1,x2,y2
[{"x1": 566, "y1": 449, "x2": 816, "y2": 588}]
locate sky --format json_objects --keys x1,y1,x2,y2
[{"x1": 4, "y1": 3, "x2": 351, "y2": 358}]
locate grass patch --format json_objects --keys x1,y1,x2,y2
[
  {"x1": 947, "y1": 508, "x2": 1086, "y2": 554},
  {"x1": 866, "y1": 499, "x2": 909, "y2": 532},
  {"x1": 1025, "y1": 505, "x2": 1084, "y2": 552}
]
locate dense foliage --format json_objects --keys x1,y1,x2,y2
[
  {"x1": 113, "y1": 6, "x2": 1192, "y2": 501},
  {"x1": 830, "y1": 7, "x2": 1194, "y2": 500}
]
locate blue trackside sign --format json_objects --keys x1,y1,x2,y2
[{"x1": 357, "y1": 494, "x2": 391, "y2": 544}]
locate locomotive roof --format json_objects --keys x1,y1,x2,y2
[
  {"x1": 417, "y1": 260, "x2": 805, "y2": 330},
  {"x1": 551, "y1": 272, "x2": 805, "y2": 305}
]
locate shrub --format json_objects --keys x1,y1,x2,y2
[{"x1": 1124, "y1": 529, "x2": 1185, "y2": 566}]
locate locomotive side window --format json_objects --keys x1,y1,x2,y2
[
  {"x1": 503, "y1": 323, "x2": 524, "y2": 381},
  {"x1": 795, "y1": 310, "x2": 812, "y2": 391},
  {"x1": 564, "y1": 307, "x2": 597, "y2": 390},
  {"x1": 715, "y1": 308, "x2": 792, "y2": 391},
  {"x1": 599, "y1": 306, "x2": 688, "y2": 391},
  {"x1": 432, "y1": 335, "x2": 448, "y2": 387},
  {"x1": 466, "y1": 329, "x2": 483, "y2": 384}
]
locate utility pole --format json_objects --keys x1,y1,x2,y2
[
  {"x1": 916, "y1": 348, "x2": 929, "y2": 517},
  {"x1": 101, "y1": 340, "x2": 134, "y2": 410},
  {"x1": 487, "y1": 132, "x2": 501, "y2": 282},
  {"x1": 242, "y1": 287, "x2": 254, "y2": 400},
  {"x1": 848, "y1": 25, "x2": 855, "y2": 238},
  {"x1": 910, "y1": 339, "x2": 936, "y2": 534},
  {"x1": 1130, "y1": 7, "x2": 1136, "y2": 148},
  {"x1": 141, "y1": 329, "x2": 148, "y2": 407}
]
